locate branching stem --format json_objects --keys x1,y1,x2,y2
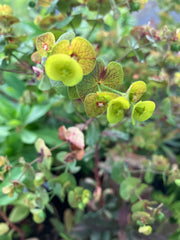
[
  {"x1": 0, "y1": 67, "x2": 32, "y2": 75},
  {"x1": 100, "y1": 83, "x2": 125, "y2": 96},
  {"x1": 0, "y1": 210, "x2": 25, "y2": 240}
]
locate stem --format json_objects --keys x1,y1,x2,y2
[
  {"x1": 30, "y1": 157, "x2": 41, "y2": 166},
  {"x1": 0, "y1": 68, "x2": 32, "y2": 75},
  {"x1": 116, "y1": 48, "x2": 133, "y2": 62},
  {"x1": 94, "y1": 140, "x2": 103, "y2": 208},
  {"x1": 97, "y1": 84, "x2": 102, "y2": 92},
  {"x1": 75, "y1": 111, "x2": 87, "y2": 122},
  {"x1": 100, "y1": 83, "x2": 125, "y2": 96},
  {"x1": 81, "y1": 118, "x2": 94, "y2": 131},
  {"x1": 11, "y1": 53, "x2": 33, "y2": 73},
  {"x1": 133, "y1": 188, "x2": 142, "y2": 201},
  {"x1": 102, "y1": 118, "x2": 127, "y2": 133},
  {"x1": 0, "y1": 210, "x2": 25, "y2": 240},
  {"x1": 50, "y1": 142, "x2": 67, "y2": 151},
  {"x1": 17, "y1": 143, "x2": 67, "y2": 181},
  {"x1": 116, "y1": 42, "x2": 151, "y2": 62},
  {"x1": 86, "y1": 4, "x2": 100, "y2": 40},
  {"x1": 94, "y1": 142, "x2": 100, "y2": 187},
  {"x1": 0, "y1": 90, "x2": 18, "y2": 103},
  {"x1": 87, "y1": 22, "x2": 97, "y2": 40}
]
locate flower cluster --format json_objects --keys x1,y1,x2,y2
[
  {"x1": 34, "y1": 32, "x2": 155, "y2": 125},
  {"x1": 35, "y1": 32, "x2": 96, "y2": 86}
]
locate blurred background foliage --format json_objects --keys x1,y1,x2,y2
[{"x1": 0, "y1": 0, "x2": 180, "y2": 240}]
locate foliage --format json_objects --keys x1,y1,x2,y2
[{"x1": 0, "y1": 0, "x2": 180, "y2": 239}]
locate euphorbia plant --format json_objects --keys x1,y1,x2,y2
[
  {"x1": 0, "y1": 1, "x2": 179, "y2": 240},
  {"x1": 34, "y1": 32, "x2": 156, "y2": 125}
]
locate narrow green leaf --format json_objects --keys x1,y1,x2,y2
[
  {"x1": 9, "y1": 206, "x2": 30, "y2": 223},
  {"x1": 55, "y1": 16, "x2": 74, "y2": 29},
  {"x1": 56, "y1": 31, "x2": 75, "y2": 43},
  {"x1": 25, "y1": 104, "x2": 52, "y2": 125}
]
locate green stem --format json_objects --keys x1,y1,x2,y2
[
  {"x1": 100, "y1": 84, "x2": 125, "y2": 96},
  {"x1": 97, "y1": 84, "x2": 102, "y2": 92}
]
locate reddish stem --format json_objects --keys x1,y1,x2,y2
[
  {"x1": 94, "y1": 141, "x2": 103, "y2": 208},
  {"x1": 0, "y1": 210, "x2": 25, "y2": 240},
  {"x1": 81, "y1": 118, "x2": 94, "y2": 131}
]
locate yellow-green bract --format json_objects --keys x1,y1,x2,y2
[
  {"x1": 36, "y1": 32, "x2": 55, "y2": 57},
  {"x1": 107, "y1": 97, "x2": 130, "y2": 124},
  {"x1": 45, "y1": 54, "x2": 83, "y2": 86},
  {"x1": 84, "y1": 91, "x2": 119, "y2": 117},
  {"x1": 127, "y1": 81, "x2": 147, "y2": 103},
  {"x1": 132, "y1": 101, "x2": 156, "y2": 125},
  {"x1": 138, "y1": 225, "x2": 152, "y2": 235},
  {"x1": 51, "y1": 37, "x2": 96, "y2": 75}
]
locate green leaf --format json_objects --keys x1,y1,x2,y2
[
  {"x1": 23, "y1": 165, "x2": 35, "y2": 190},
  {"x1": 71, "y1": 14, "x2": 82, "y2": 28},
  {"x1": 20, "y1": 129, "x2": 37, "y2": 144},
  {"x1": 51, "y1": 79, "x2": 68, "y2": 96},
  {"x1": 130, "y1": 183, "x2": 147, "y2": 203},
  {"x1": 160, "y1": 98, "x2": 176, "y2": 126},
  {"x1": 38, "y1": 75, "x2": 52, "y2": 91},
  {"x1": 0, "y1": 96, "x2": 17, "y2": 120},
  {"x1": 46, "y1": 0, "x2": 59, "y2": 13},
  {"x1": 0, "y1": 126, "x2": 11, "y2": 143},
  {"x1": 16, "y1": 104, "x2": 31, "y2": 123},
  {"x1": 111, "y1": 161, "x2": 125, "y2": 183},
  {"x1": 55, "y1": 16, "x2": 74, "y2": 29},
  {"x1": 144, "y1": 168, "x2": 154, "y2": 184},
  {"x1": 86, "y1": 121, "x2": 100, "y2": 147},
  {"x1": 24, "y1": 104, "x2": 52, "y2": 125},
  {"x1": 175, "y1": 179, "x2": 180, "y2": 187},
  {"x1": 9, "y1": 206, "x2": 30, "y2": 223},
  {"x1": 131, "y1": 200, "x2": 149, "y2": 213},
  {"x1": 50, "y1": 218, "x2": 65, "y2": 237},
  {"x1": 103, "y1": 129, "x2": 129, "y2": 141},
  {"x1": 51, "y1": 173, "x2": 76, "y2": 192},
  {"x1": 5, "y1": 132, "x2": 22, "y2": 157},
  {"x1": 0, "y1": 167, "x2": 22, "y2": 206},
  {"x1": 56, "y1": 31, "x2": 75, "y2": 43},
  {"x1": 119, "y1": 177, "x2": 141, "y2": 201},
  {"x1": 35, "y1": 128, "x2": 61, "y2": 146}
]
